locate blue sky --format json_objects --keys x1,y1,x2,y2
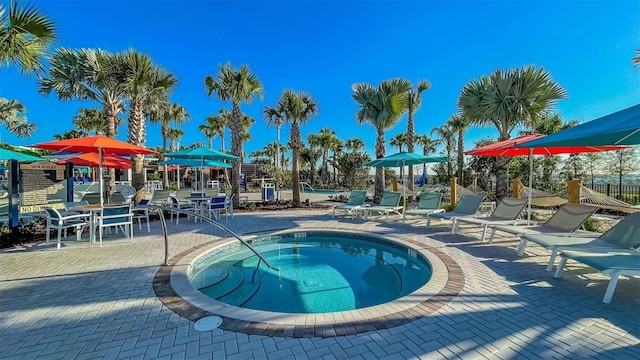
[{"x1": 1, "y1": 0, "x2": 639, "y2": 159}]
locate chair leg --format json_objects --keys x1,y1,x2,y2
[
  {"x1": 481, "y1": 225, "x2": 488, "y2": 242},
  {"x1": 488, "y1": 228, "x2": 497, "y2": 244},
  {"x1": 546, "y1": 249, "x2": 559, "y2": 271},
  {"x1": 426, "y1": 216, "x2": 431, "y2": 228},
  {"x1": 603, "y1": 271, "x2": 621, "y2": 304},
  {"x1": 516, "y1": 238, "x2": 528, "y2": 256},
  {"x1": 57, "y1": 225, "x2": 62, "y2": 250},
  {"x1": 146, "y1": 213, "x2": 150, "y2": 233},
  {"x1": 45, "y1": 220, "x2": 51, "y2": 247},
  {"x1": 554, "y1": 257, "x2": 568, "y2": 278}
]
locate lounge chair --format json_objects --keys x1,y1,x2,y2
[
  {"x1": 554, "y1": 251, "x2": 640, "y2": 304},
  {"x1": 426, "y1": 194, "x2": 485, "y2": 229},
  {"x1": 402, "y1": 193, "x2": 444, "y2": 223},
  {"x1": 520, "y1": 213, "x2": 640, "y2": 271},
  {"x1": 452, "y1": 197, "x2": 529, "y2": 241},
  {"x1": 364, "y1": 191, "x2": 402, "y2": 222},
  {"x1": 488, "y1": 203, "x2": 599, "y2": 249},
  {"x1": 332, "y1": 190, "x2": 367, "y2": 219}
]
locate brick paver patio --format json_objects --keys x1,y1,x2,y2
[{"x1": 1, "y1": 209, "x2": 638, "y2": 359}]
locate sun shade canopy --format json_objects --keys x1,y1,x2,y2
[
  {"x1": 33, "y1": 135, "x2": 156, "y2": 155},
  {"x1": 365, "y1": 152, "x2": 447, "y2": 167},
  {"x1": 464, "y1": 134, "x2": 628, "y2": 156}
]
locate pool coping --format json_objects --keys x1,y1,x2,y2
[{"x1": 153, "y1": 228, "x2": 465, "y2": 337}]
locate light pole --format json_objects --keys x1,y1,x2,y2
[{"x1": 275, "y1": 121, "x2": 281, "y2": 201}]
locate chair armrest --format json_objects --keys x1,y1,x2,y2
[{"x1": 60, "y1": 213, "x2": 92, "y2": 221}]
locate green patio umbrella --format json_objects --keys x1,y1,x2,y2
[
  {"x1": 164, "y1": 147, "x2": 238, "y2": 191},
  {"x1": 520, "y1": 104, "x2": 640, "y2": 147},
  {"x1": 365, "y1": 152, "x2": 448, "y2": 200},
  {"x1": 159, "y1": 158, "x2": 231, "y2": 191}
]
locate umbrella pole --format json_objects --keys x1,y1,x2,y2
[
  {"x1": 201, "y1": 156, "x2": 205, "y2": 193},
  {"x1": 99, "y1": 148, "x2": 104, "y2": 207},
  {"x1": 527, "y1": 148, "x2": 533, "y2": 225},
  {"x1": 177, "y1": 165, "x2": 180, "y2": 190}
]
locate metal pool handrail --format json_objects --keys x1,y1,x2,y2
[{"x1": 146, "y1": 205, "x2": 279, "y2": 273}]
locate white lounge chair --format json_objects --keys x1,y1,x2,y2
[
  {"x1": 520, "y1": 213, "x2": 640, "y2": 271},
  {"x1": 402, "y1": 193, "x2": 444, "y2": 223},
  {"x1": 452, "y1": 197, "x2": 529, "y2": 241},
  {"x1": 489, "y1": 204, "x2": 599, "y2": 250},
  {"x1": 332, "y1": 190, "x2": 367, "y2": 219},
  {"x1": 426, "y1": 194, "x2": 486, "y2": 229},
  {"x1": 364, "y1": 191, "x2": 403, "y2": 222},
  {"x1": 554, "y1": 251, "x2": 640, "y2": 304}
]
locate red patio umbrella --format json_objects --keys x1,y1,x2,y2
[
  {"x1": 34, "y1": 135, "x2": 156, "y2": 205},
  {"x1": 57, "y1": 153, "x2": 131, "y2": 169},
  {"x1": 464, "y1": 133, "x2": 628, "y2": 223}
]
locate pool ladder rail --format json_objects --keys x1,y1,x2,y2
[{"x1": 146, "y1": 205, "x2": 280, "y2": 277}]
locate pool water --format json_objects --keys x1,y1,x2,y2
[{"x1": 190, "y1": 232, "x2": 432, "y2": 313}]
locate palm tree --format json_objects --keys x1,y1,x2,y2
[
  {"x1": 633, "y1": 49, "x2": 640, "y2": 70},
  {"x1": 405, "y1": 79, "x2": 431, "y2": 190},
  {"x1": 307, "y1": 133, "x2": 322, "y2": 185},
  {"x1": 318, "y1": 127, "x2": 337, "y2": 183},
  {"x1": 344, "y1": 137, "x2": 365, "y2": 153},
  {"x1": 272, "y1": 89, "x2": 318, "y2": 207},
  {"x1": 201, "y1": 111, "x2": 227, "y2": 150},
  {"x1": 0, "y1": 98, "x2": 36, "y2": 137},
  {"x1": 198, "y1": 121, "x2": 217, "y2": 149},
  {"x1": 352, "y1": 79, "x2": 412, "y2": 202},
  {"x1": 239, "y1": 113, "x2": 255, "y2": 163},
  {"x1": 122, "y1": 50, "x2": 178, "y2": 202},
  {"x1": 330, "y1": 138, "x2": 343, "y2": 183},
  {"x1": 430, "y1": 123, "x2": 456, "y2": 178},
  {"x1": 205, "y1": 63, "x2": 263, "y2": 208},
  {"x1": 458, "y1": 65, "x2": 567, "y2": 200},
  {"x1": 73, "y1": 108, "x2": 107, "y2": 136},
  {"x1": 447, "y1": 114, "x2": 470, "y2": 183},
  {"x1": 39, "y1": 48, "x2": 127, "y2": 139},
  {"x1": 0, "y1": 0, "x2": 56, "y2": 76},
  {"x1": 264, "y1": 105, "x2": 285, "y2": 179},
  {"x1": 415, "y1": 134, "x2": 438, "y2": 182},
  {"x1": 150, "y1": 101, "x2": 190, "y2": 188},
  {"x1": 167, "y1": 127, "x2": 184, "y2": 152},
  {"x1": 249, "y1": 149, "x2": 264, "y2": 164},
  {"x1": 53, "y1": 129, "x2": 82, "y2": 140},
  {"x1": 389, "y1": 132, "x2": 407, "y2": 152}
]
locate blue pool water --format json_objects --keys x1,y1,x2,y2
[{"x1": 190, "y1": 232, "x2": 432, "y2": 313}]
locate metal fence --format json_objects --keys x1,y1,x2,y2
[{"x1": 586, "y1": 184, "x2": 640, "y2": 205}]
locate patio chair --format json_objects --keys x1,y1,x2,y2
[
  {"x1": 202, "y1": 196, "x2": 229, "y2": 221},
  {"x1": 81, "y1": 192, "x2": 102, "y2": 205},
  {"x1": 95, "y1": 204, "x2": 134, "y2": 247},
  {"x1": 426, "y1": 194, "x2": 486, "y2": 229},
  {"x1": 488, "y1": 203, "x2": 599, "y2": 249},
  {"x1": 169, "y1": 196, "x2": 198, "y2": 224},
  {"x1": 62, "y1": 200, "x2": 89, "y2": 216},
  {"x1": 332, "y1": 190, "x2": 367, "y2": 219},
  {"x1": 402, "y1": 193, "x2": 444, "y2": 223},
  {"x1": 132, "y1": 199, "x2": 150, "y2": 233},
  {"x1": 520, "y1": 212, "x2": 640, "y2": 271},
  {"x1": 363, "y1": 191, "x2": 403, "y2": 222},
  {"x1": 110, "y1": 192, "x2": 125, "y2": 204},
  {"x1": 452, "y1": 197, "x2": 529, "y2": 241},
  {"x1": 554, "y1": 251, "x2": 640, "y2": 304},
  {"x1": 150, "y1": 189, "x2": 171, "y2": 205},
  {"x1": 44, "y1": 207, "x2": 91, "y2": 249}
]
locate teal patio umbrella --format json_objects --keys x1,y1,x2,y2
[
  {"x1": 0, "y1": 148, "x2": 43, "y2": 162},
  {"x1": 164, "y1": 147, "x2": 237, "y2": 191},
  {"x1": 159, "y1": 158, "x2": 231, "y2": 191},
  {"x1": 365, "y1": 152, "x2": 448, "y2": 200},
  {"x1": 520, "y1": 104, "x2": 640, "y2": 147}
]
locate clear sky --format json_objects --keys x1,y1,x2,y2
[{"x1": 1, "y1": 0, "x2": 639, "y2": 159}]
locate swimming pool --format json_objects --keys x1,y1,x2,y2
[{"x1": 188, "y1": 231, "x2": 432, "y2": 313}]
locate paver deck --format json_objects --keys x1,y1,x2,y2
[{"x1": 1, "y1": 209, "x2": 638, "y2": 359}]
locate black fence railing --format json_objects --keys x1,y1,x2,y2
[{"x1": 586, "y1": 184, "x2": 640, "y2": 205}]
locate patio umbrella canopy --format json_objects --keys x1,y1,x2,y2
[
  {"x1": 464, "y1": 133, "x2": 628, "y2": 223},
  {"x1": 365, "y1": 152, "x2": 448, "y2": 202},
  {"x1": 33, "y1": 135, "x2": 156, "y2": 205},
  {"x1": 518, "y1": 104, "x2": 640, "y2": 147},
  {"x1": 164, "y1": 147, "x2": 237, "y2": 191},
  {"x1": 57, "y1": 153, "x2": 131, "y2": 169},
  {"x1": 0, "y1": 148, "x2": 43, "y2": 162}
]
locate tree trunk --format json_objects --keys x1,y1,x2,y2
[
  {"x1": 208, "y1": 137, "x2": 213, "y2": 149},
  {"x1": 407, "y1": 110, "x2": 414, "y2": 191},
  {"x1": 128, "y1": 100, "x2": 147, "y2": 204},
  {"x1": 291, "y1": 122, "x2": 302, "y2": 207},
  {"x1": 230, "y1": 103, "x2": 242, "y2": 209},
  {"x1": 220, "y1": 131, "x2": 230, "y2": 187},
  {"x1": 374, "y1": 127, "x2": 386, "y2": 203},
  {"x1": 322, "y1": 150, "x2": 329, "y2": 183},
  {"x1": 161, "y1": 124, "x2": 169, "y2": 189},
  {"x1": 104, "y1": 103, "x2": 118, "y2": 193},
  {"x1": 309, "y1": 150, "x2": 315, "y2": 186},
  {"x1": 495, "y1": 156, "x2": 511, "y2": 201},
  {"x1": 457, "y1": 130, "x2": 465, "y2": 185}
]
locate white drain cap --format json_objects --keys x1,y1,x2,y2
[{"x1": 194, "y1": 316, "x2": 222, "y2": 331}]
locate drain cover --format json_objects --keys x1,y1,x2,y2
[{"x1": 194, "y1": 316, "x2": 222, "y2": 331}]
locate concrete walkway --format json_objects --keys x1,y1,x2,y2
[{"x1": 0, "y1": 209, "x2": 638, "y2": 359}]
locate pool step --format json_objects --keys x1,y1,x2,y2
[
  {"x1": 192, "y1": 265, "x2": 229, "y2": 290},
  {"x1": 199, "y1": 265, "x2": 245, "y2": 299},
  {"x1": 218, "y1": 266, "x2": 262, "y2": 307}
]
